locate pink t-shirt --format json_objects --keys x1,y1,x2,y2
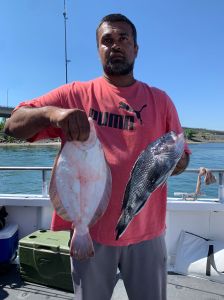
[{"x1": 17, "y1": 77, "x2": 190, "y2": 246}]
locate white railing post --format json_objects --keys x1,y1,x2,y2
[
  {"x1": 42, "y1": 170, "x2": 48, "y2": 197},
  {"x1": 218, "y1": 172, "x2": 224, "y2": 203}
]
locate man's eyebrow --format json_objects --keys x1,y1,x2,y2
[
  {"x1": 101, "y1": 33, "x2": 112, "y2": 38},
  {"x1": 101, "y1": 32, "x2": 129, "y2": 39},
  {"x1": 120, "y1": 32, "x2": 129, "y2": 36}
]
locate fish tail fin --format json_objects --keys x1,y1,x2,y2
[
  {"x1": 115, "y1": 224, "x2": 125, "y2": 240},
  {"x1": 70, "y1": 228, "x2": 94, "y2": 260},
  {"x1": 116, "y1": 200, "x2": 147, "y2": 240},
  {"x1": 115, "y1": 212, "x2": 130, "y2": 240}
]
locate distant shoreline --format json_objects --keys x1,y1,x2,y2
[
  {"x1": 1, "y1": 139, "x2": 224, "y2": 147},
  {"x1": 187, "y1": 140, "x2": 224, "y2": 144},
  {"x1": 0, "y1": 141, "x2": 60, "y2": 147},
  {"x1": 186, "y1": 139, "x2": 224, "y2": 144}
]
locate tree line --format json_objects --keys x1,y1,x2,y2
[{"x1": 0, "y1": 119, "x2": 223, "y2": 143}]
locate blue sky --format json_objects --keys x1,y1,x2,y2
[{"x1": 0, "y1": 0, "x2": 223, "y2": 130}]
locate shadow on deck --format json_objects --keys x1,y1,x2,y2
[{"x1": 1, "y1": 265, "x2": 224, "y2": 300}]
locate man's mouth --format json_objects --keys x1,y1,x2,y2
[
  {"x1": 109, "y1": 54, "x2": 125, "y2": 63},
  {"x1": 111, "y1": 52, "x2": 123, "y2": 57}
]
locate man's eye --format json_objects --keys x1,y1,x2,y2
[{"x1": 103, "y1": 38, "x2": 112, "y2": 44}]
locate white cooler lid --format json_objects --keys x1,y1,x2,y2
[{"x1": 0, "y1": 223, "x2": 18, "y2": 239}]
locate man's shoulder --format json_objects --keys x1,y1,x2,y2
[
  {"x1": 138, "y1": 80, "x2": 169, "y2": 99},
  {"x1": 67, "y1": 77, "x2": 103, "y2": 92},
  {"x1": 71, "y1": 77, "x2": 102, "y2": 87}
]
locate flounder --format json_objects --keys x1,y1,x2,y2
[
  {"x1": 49, "y1": 118, "x2": 112, "y2": 260},
  {"x1": 116, "y1": 131, "x2": 184, "y2": 240}
]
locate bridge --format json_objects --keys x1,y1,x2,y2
[{"x1": 0, "y1": 106, "x2": 14, "y2": 118}]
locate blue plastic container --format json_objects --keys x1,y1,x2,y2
[{"x1": 0, "y1": 223, "x2": 18, "y2": 263}]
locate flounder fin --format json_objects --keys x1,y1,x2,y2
[
  {"x1": 49, "y1": 151, "x2": 72, "y2": 221},
  {"x1": 70, "y1": 228, "x2": 94, "y2": 260}
]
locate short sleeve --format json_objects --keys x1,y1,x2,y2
[
  {"x1": 12, "y1": 85, "x2": 72, "y2": 142},
  {"x1": 165, "y1": 93, "x2": 191, "y2": 155}
]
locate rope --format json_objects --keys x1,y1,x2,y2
[{"x1": 195, "y1": 167, "x2": 217, "y2": 195}]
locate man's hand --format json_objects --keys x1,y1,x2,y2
[
  {"x1": 171, "y1": 151, "x2": 190, "y2": 176},
  {"x1": 49, "y1": 108, "x2": 90, "y2": 141}
]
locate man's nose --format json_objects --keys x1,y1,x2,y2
[{"x1": 111, "y1": 41, "x2": 121, "y2": 51}]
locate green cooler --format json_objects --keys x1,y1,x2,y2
[{"x1": 19, "y1": 229, "x2": 73, "y2": 292}]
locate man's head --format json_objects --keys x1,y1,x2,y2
[{"x1": 96, "y1": 14, "x2": 138, "y2": 77}]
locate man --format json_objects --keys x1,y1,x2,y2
[{"x1": 4, "y1": 14, "x2": 190, "y2": 300}]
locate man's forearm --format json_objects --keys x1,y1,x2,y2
[
  {"x1": 4, "y1": 106, "x2": 52, "y2": 139},
  {"x1": 172, "y1": 151, "x2": 190, "y2": 176},
  {"x1": 4, "y1": 106, "x2": 90, "y2": 142}
]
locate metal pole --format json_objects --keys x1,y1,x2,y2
[
  {"x1": 6, "y1": 89, "x2": 9, "y2": 107},
  {"x1": 42, "y1": 170, "x2": 48, "y2": 197},
  {"x1": 63, "y1": 0, "x2": 69, "y2": 83}
]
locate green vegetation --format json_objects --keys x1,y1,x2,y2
[
  {"x1": 183, "y1": 127, "x2": 224, "y2": 142},
  {"x1": 0, "y1": 119, "x2": 5, "y2": 131},
  {"x1": 0, "y1": 119, "x2": 20, "y2": 143},
  {"x1": 0, "y1": 119, "x2": 59, "y2": 144},
  {"x1": 184, "y1": 128, "x2": 195, "y2": 140}
]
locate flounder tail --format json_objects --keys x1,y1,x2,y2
[{"x1": 70, "y1": 228, "x2": 94, "y2": 260}]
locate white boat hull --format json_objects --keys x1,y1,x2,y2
[{"x1": 1, "y1": 194, "x2": 224, "y2": 269}]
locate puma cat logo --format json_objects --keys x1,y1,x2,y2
[{"x1": 119, "y1": 102, "x2": 147, "y2": 124}]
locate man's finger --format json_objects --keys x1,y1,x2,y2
[
  {"x1": 76, "y1": 113, "x2": 90, "y2": 141},
  {"x1": 62, "y1": 119, "x2": 77, "y2": 141},
  {"x1": 68, "y1": 117, "x2": 80, "y2": 141}
]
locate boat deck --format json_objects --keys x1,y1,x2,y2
[{"x1": 1, "y1": 265, "x2": 224, "y2": 300}]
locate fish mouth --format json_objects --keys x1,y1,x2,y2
[
  {"x1": 175, "y1": 132, "x2": 185, "y2": 143},
  {"x1": 168, "y1": 131, "x2": 184, "y2": 143},
  {"x1": 157, "y1": 131, "x2": 184, "y2": 155},
  {"x1": 173, "y1": 132, "x2": 185, "y2": 154}
]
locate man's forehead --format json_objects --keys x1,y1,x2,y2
[{"x1": 98, "y1": 21, "x2": 132, "y2": 36}]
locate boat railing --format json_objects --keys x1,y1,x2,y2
[
  {"x1": 0, "y1": 166, "x2": 51, "y2": 198},
  {"x1": 0, "y1": 167, "x2": 224, "y2": 203},
  {"x1": 178, "y1": 168, "x2": 224, "y2": 203}
]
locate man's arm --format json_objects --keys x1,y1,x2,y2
[
  {"x1": 171, "y1": 151, "x2": 190, "y2": 176},
  {"x1": 4, "y1": 106, "x2": 90, "y2": 142}
]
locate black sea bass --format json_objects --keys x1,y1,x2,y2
[
  {"x1": 49, "y1": 118, "x2": 112, "y2": 260},
  {"x1": 116, "y1": 131, "x2": 184, "y2": 240}
]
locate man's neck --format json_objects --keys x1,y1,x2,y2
[{"x1": 103, "y1": 73, "x2": 136, "y2": 87}]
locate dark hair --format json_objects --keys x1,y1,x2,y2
[{"x1": 96, "y1": 13, "x2": 137, "y2": 47}]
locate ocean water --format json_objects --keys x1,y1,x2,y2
[
  {"x1": 0, "y1": 143, "x2": 223, "y2": 198},
  {"x1": 0, "y1": 144, "x2": 59, "y2": 194},
  {"x1": 168, "y1": 143, "x2": 224, "y2": 198}
]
